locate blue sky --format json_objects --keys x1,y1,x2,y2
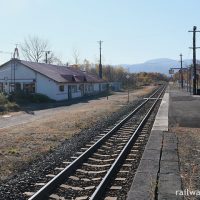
[{"x1": 0, "y1": 0, "x2": 200, "y2": 65}]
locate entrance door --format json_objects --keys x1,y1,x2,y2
[{"x1": 68, "y1": 85, "x2": 72, "y2": 100}]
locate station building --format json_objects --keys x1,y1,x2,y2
[{"x1": 0, "y1": 59, "x2": 107, "y2": 101}]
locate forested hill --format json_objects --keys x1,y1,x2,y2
[{"x1": 122, "y1": 58, "x2": 193, "y2": 75}]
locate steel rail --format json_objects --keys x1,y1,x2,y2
[
  {"x1": 28, "y1": 86, "x2": 163, "y2": 200},
  {"x1": 90, "y1": 86, "x2": 166, "y2": 200}
]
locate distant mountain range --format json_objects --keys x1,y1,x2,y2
[{"x1": 122, "y1": 58, "x2": 194, "y2": 75}]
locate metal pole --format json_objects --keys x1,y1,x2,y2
[
  {"x1": 98, "y1": 40, "x2": 103, "y2": 79},
  {"x1": 189, "y1": 26, "x2": 200, "y2": 94},
  {"x1": 45, "y1": 52, "x2": 48, "y2": 64},
  {"x1": 187, "y1": 68, "x2": 189, "y2": 92},
  {"x1": 127, "y1": 79, "x2": 129, "y2": 103},
  {"x1": 126, "y1": 74, "x2": 130, "y2": 103},
  {"x1": 193, "y1": 26, "x2": 197, "y2": 94},
  {"x1": 189, "y1": 67, "x2": 192, "y2": 94},
  {"x1": 180, "y1": 54, "x2": 183, "y2": 89},
  {"x1": 107, "y1": 83, "x2": 109, "y2": 100},
  {"x1": 14, "y1": 59, "x2": 15, "y2": 93},
  {"x1": 43, "y1": 50, "x2": 51, "y2": 64}
]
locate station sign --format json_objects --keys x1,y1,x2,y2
[{"x1": 169, "y1": 69, "x2": 174, "y2": 74}]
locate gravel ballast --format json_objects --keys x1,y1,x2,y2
[{"x1": 0, "y1": 91, "x2": 155, "y2": 200}]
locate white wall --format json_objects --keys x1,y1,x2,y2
[
  {"x1": 0, "y1": 62, "x2": 69, "y2": 100},
  {"x1": 0, "y1": 61, "x2": 107, "y2": 101},
  {"x1": 101, "y1": 83, "x2": 107, "y2": 91},
  {"x1": 94, "y1": 83, "x2": 100, "y2": 92},
  {"x1": 69, "y1": 84, "x2": 82, "y2": 98},
  {"x1": 0, "y1": 62, "x2": 36, "y2": 93},
  {"x1": 0, "y1": 62, "x2": 36, "y2": 81},
  {"x1": 36, "y1": 73, "x2": 69, "y2": 101},
  {"x1": 72, "y1": 91, "x2": 81, "y2": 98}
]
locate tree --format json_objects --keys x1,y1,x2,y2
[
  {"x1": 21, "y1": 36, "x2": 49, "y2": 62},
  {"x1": 21, "y1": 36, "x2": 63, "y2": 65},
  {"x1": 72, "y1": 49, "x2": 80, "y2": 65},
  {"x1": 83, "y1": 59, "x2": 91, "y2": 71},
  {"x1": 45, "y1": 53, "x2": 63, "y2": 65}
]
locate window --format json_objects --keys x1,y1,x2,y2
[
  {"x1": 71, "y1": 85, "x2": 77, "y2": 93},
  {"x1": 59, "y1": 85, "x2": 64, "y2": 92},
  {"x1": 23, "y1": 83, "x2": 35, "y2": 93},
  {"x1": 15, "y1": 83, "x2": 21, "y2": 92}
]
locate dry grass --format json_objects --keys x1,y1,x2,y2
[
  {"x1": 172, "y1": 127, "x2": 200, "y2": 200},
  {"x1": 0, "y1": 86, "x2": 155, "y2": 181},
  {"x1": 0, "y1": 93, "x2": 19, "y2": 114}
]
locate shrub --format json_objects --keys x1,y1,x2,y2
[
  {"x1": 0, "y1": 93, "x2": 20, "y2": 113},
  {"x1": 0, "y1": 93, "x2": 9, "y2": 105},
  {"x1": 4, "y1": 102, "x2": 20, "y2": 111},
  {"x1": 9, "y1": 92, "x2": 52, "y2": 103},
  {"x1": 29, "y1": 93, "x2": 52, "y2": 103}
]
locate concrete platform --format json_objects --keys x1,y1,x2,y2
[
  {"x1": 127, "y1": 88, "x2": 183, "y2": 200},
  {"x1": 152, "y1": 93, "x2": 169, "y2": 131},
  {"x1": 169, "y1": 86, "x2": 200, "y2": 127}
]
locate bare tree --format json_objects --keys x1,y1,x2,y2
[
  {"x1": 72, "y1": 49, "x2": 80, "y2": 65},
  {"x1": 83, "y1": 58, "x2": 91, "y2": 71},
  {"x1": 45, "y1": 52, "x2": 64, "y2": 65},
  {"x1": 21, "y1": 36, "x2": 49, "y2": 62}
]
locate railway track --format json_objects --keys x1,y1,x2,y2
[{"x1": 24, "y1": 85, "x2": 166, "y2": 200}]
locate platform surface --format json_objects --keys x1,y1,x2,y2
[
  {"x1": 169, "y1": 86, "x2": 200, "y2": 127},
  {"x1": 127, "y1": 85, "x2": 183, "y2": 200}
]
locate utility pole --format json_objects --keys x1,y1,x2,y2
[
  {"x1": 42, "y1": 51, "x2": 51, "y2": 64},
  {"x1": 186, "y1": 68, "x2": 188, "y2": 92},
  {"x1": 126, "y1": 74, "x2": 130, "y2": 103},
  {"x1": 97, "y1": 40, "x2": 103, "y2": 79},
  {"x1": 189, "y1": 66, "x2": 192, "y2": 94},
  {"x1": 189, "y1": 26, "x2": 200, "y2": 95},
  {"x1": 12, "y1": 44, "x2": 20, "y2": 93},
  {"x1": 180, "y1": 54, "x2": 183, "y2": 89}
]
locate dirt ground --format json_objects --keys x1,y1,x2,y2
[
  {"x1": 0, "y1": 86, "x2": 155, "y2": 181},
  {"x1": 172, "y1": 127, "x2": 200, "y2": 200}
]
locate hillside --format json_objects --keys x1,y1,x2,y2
[{"x1": 122, "y1": 58, "x2": 193, "y2": 75}]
